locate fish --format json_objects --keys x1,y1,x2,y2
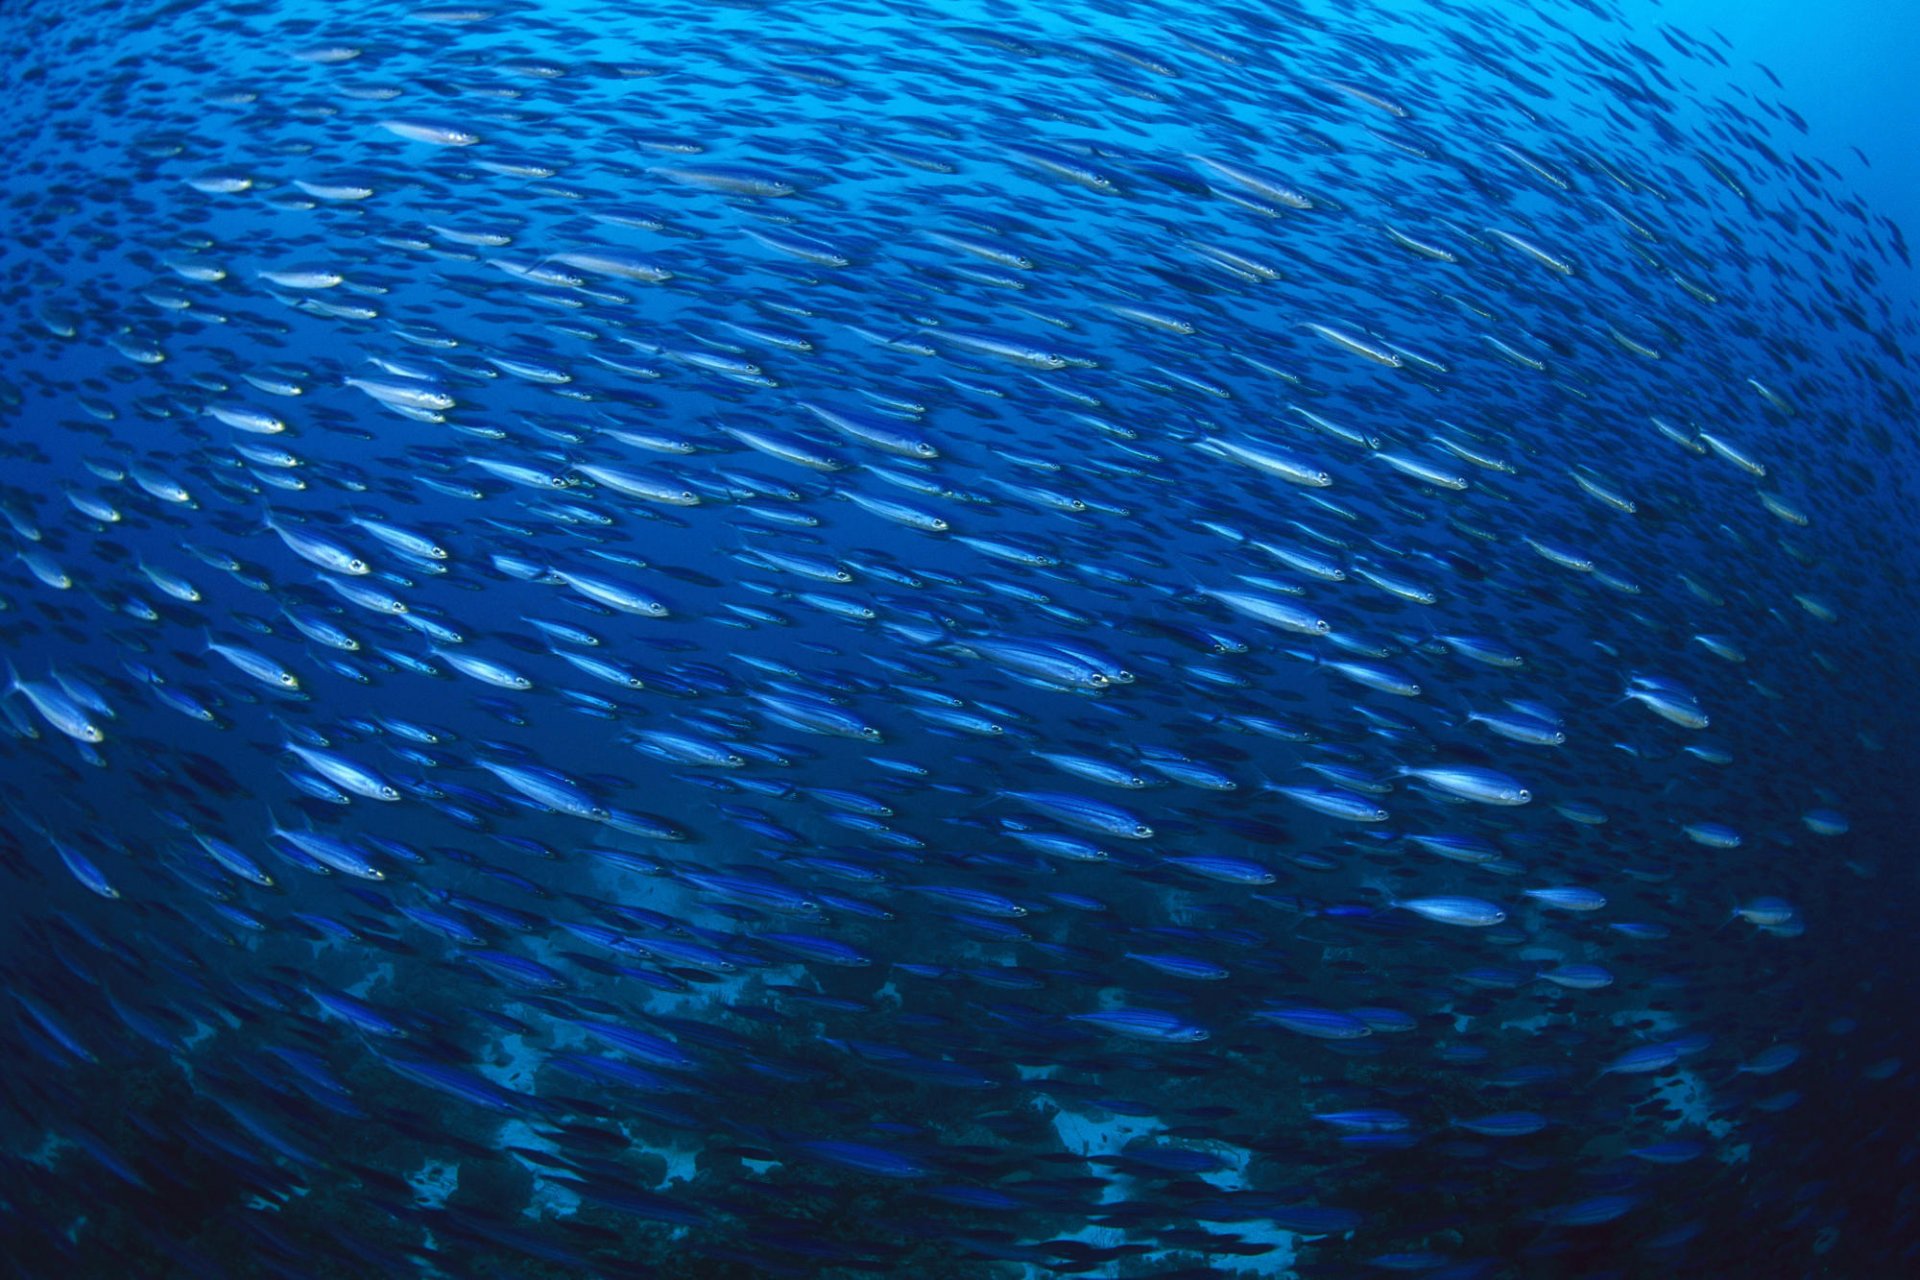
[
  {"x1": 1066, "y1": 1009, "x2": 1210, "y2": 1043},
  {"x1": 0, "y1": 0, "x2": 1907, "y2": 1274}
]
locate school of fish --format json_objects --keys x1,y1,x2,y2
[{"x1": 0, "y1": 0, "x2": 1914, "y2": 1276}]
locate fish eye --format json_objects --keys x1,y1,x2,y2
[
  {"x1": 680, "y1": 492, "x2": 695, "y2": 502},
  {"x1": 1089, "y1": 673, "x2": 1110, "y2": 687},
  {"x1": 382, "y1": 787, "x2": 400, "y2": 800},
  {"x1": 834, "y1": 572, "x2": 851, "y2": 582},
  {"x1": 1516, "y1": 789, "x2": 1532, "y2": 802},
  {"x1": 280, "y1": 674, "x2": 298, "y2": 686},
  {"x1": 349, "y1": 559, "x2": 366, "y2": 573},
  {"x1": 1315, "y1": 621, "x2": 1331, "y2": 633},
  {"x1": 1133, "y1": 824, "x2": 1153, "y2": 838}
]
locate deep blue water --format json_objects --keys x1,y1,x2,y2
[{"x1": 0, "y1": 0, "x2": 1914, "y2": 1277}]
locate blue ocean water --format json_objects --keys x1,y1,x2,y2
[
  {"x1": 1622, "y1": 0, "x2": 1920, "y2": 248},
  {"x1": 0, "y1": 0, "x2": 1913, "y2": 1277}
]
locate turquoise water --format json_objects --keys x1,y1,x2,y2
[{"x1": 0, "y1": 0, "x2": 1913, "y2": 1276}]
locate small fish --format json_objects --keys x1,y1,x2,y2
[{"x1": 1067, "y1": 1009, "x2": 1209, "y2": 1042}]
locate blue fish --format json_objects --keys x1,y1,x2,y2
[{"x1": 0, "y1": 0, "x2": 1906, "y2": 1273}]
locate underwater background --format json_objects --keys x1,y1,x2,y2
[{"x1": 0, "y1": 0, "x2": 1914, "y2": 1276}]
